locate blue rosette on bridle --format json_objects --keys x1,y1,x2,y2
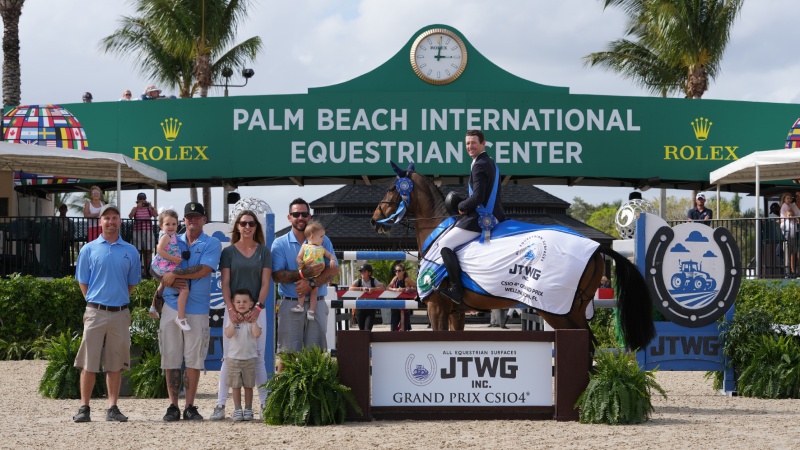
[{"x1": 377, "y1": 162, "x2": 415, "y2": 226}]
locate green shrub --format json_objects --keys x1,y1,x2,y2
[
  {"x1": 38, "y1": 330, "x2": 105, "y2": 399},
  {"x1": 589, "y1": 308, "x2": 619, "y2": 349},
  {"x1": 738, "y1": 334, "x2": 800, "y2": 399},
  {"x1": 128, "y1": 349, "x2": 167, "y2": 398},
  {"x1": 577, "y1": 350, "x2": 666, "y2": 424},
  {"x1": 0, "y1": 275, "x2": 158, "y2": 360},
  {"x1": 263, "y1": 346, "x2": 361, "y2": 425},
  {"x1": 126, "y1": 306, "x2": 167, "y2": 398}
]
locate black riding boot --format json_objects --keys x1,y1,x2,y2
[{"x1": 437, "y1": 247, "x2": 463, "y2": 304}]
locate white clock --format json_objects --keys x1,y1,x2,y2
[{"x1": 410, "y1": 28, "x2": 468, "y2": 85}]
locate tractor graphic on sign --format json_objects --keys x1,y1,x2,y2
[{"x1": 670, "y1": 259, "x2": 717, "y2": 293}]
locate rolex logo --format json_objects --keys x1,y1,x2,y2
[
  {"x1": 691, "y1": 117, "x2": 712, "y2": 141},
  {"x1": 160, "y1": 118, "x2": 183, "y2": 142}
]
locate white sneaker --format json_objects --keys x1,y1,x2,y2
[
  {"x1": 209, "y1": 404, "x2": 225, "y2": 421},
  {"x1": 243, "y1": 408, "x2": 254, "y2": 421},
  {"x1": 290, "y1": 304, "x2": 304, "y2": 313},
  {"x1": 232, "y1": 408, "x2": 244, "y2": 422},
  {"x1": 307, "y1": 310, "x2": 316, "y2": 320},
  {"x1": 148, "y1": 305, "x2": 160, "y2": 319},
  {"x1": 174, "y1": 317, "x2": 191, "y2": 331}
]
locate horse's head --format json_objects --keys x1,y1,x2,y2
[{"x1": 370, "y1": 161, "x2": 415, "y2": 233}]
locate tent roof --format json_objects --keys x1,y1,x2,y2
[
  {"x1": 0, "y1": 140, "x2": 167, "y2": 188},
  {"x1": 710, "y1": 148, "x2": 800, "y2": 186}
]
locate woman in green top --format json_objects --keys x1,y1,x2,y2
[{"x1": 210, "y1": 210, "x2": 272, "y2": 421}]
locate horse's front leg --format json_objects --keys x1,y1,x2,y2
[
  {"x1": 448, "y1": 308, "x2": 466, "y2": 331},
  {"x1": 426, "y1": 294, "x2": 452, "y2": 331}
]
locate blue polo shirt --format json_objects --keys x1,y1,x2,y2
[
  {"x1": 76, "y1": 235, "x2": 141, "y2": 307},
  {"x1": 271, "y1": 230, "x2": 334, "y2": 298},
  {"x1": 163, "y1": 231, "x2": 222, "y2": 315}
]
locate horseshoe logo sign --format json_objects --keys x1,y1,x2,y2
[{"x1": 645, "y1": 223, "x2": 741, "y2": 327}]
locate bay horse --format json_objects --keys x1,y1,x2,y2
[{"x1": 370, "y1": 165, "x2": 656, "y2": 351}]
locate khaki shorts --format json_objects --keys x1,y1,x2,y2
[
  {"x1": 74, "y1": 307, "x2": 131, "y2": 373},
  {"x1": 226, "y1": 358, "x2": 257, "y2": 389},
  {"x1": 159, "y1": 305, "x2": 210, "y2": 370}
]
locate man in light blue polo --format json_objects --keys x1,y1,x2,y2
[
  {"x1": 271, "y1": 198, "x2": 337, "y2": 370},
  {"x1": 73, "y1": 204, "x2": 141, "y2": 423},
  {"x1": 158, "y1": 202, "x2": 222, "y2": 421}
]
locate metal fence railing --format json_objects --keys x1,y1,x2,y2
[
  {"x1": 667, "y1": 217, "x2": 793, "y2": 279},
  {"x1": 0, "y1": 216, "x2": 792, "y2": 280},
  {"x1": 0, "y1": 216, "x2": 157, "y2": 278}
]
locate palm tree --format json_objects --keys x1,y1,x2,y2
[
  {"x1": 0, "y1": 0, "x2": 24, "y2": 107},
  {"x1": 585, "y1": 0, "x2": 743, "y2": 98},
  {"x1": 100, "y1": 0, "x2": 262, "y2": 98}
]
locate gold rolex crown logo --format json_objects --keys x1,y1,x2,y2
[
  {"x1": 691, "y1": 117, "x2": 712, "y2": 141},
  {"x1": 160, "y1": 118, "x2": 182, "y2": 142}
]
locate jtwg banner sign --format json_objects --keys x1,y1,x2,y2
[{"x1": 371, "y1": 341, "x2": 552, "y2": 407}]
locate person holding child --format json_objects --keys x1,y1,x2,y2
[
  {"x1": 148, "y1": 209, "x2": 191, "y2": 331},
  {"x1": 293, "y1": 221, "x2": 337, "y2": 320},
  {"x1": 210, "y1": 210, "x2": 272, "y2": 421},
  {"x1": 223, "y1": 288, "x2": 263, "y2": 421},
  {"x1": 158, "y1": 202, "x2": 221, "y2": 422}
]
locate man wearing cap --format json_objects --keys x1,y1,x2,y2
[
  {"x1": 158, "y1": 202, "x2": 221, "y2": 421},
  {"x1": 73, "y1": 204, "x2": 141, "y2": 423},
  {"x1": 688, "y1": 193, "x2": 712, "y2": 222},
  {"x1": 128, "y1": 192, "x2": 157, "y2": 278},
  {"x1": 271, "y1": 198, "x2": 337, "y2": 370},
  {"x1": 82, "y1": 92, "x2": 93, "y2": 103}
]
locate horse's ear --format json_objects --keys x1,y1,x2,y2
[
  {"x1": 390, "y1": 161, "x2": 405, "y2": 177},
  {"x1": 406, "y1": 162, "x2": 415, "y2": 175}
]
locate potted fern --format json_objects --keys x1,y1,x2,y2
[
  {"x1": 38, "y1": 330, "x2": 105, "y2": 399},
  {"x1": 738, "y1": 334, "x2": 800, "y2": 398},
  {"x1": 576, "y1": 350, "x2": 666, "y2": 424},
  {"x1": 126, "y1": 307, "x2": 167, "y2": 398},
  {"x1": 263, "y1": 346, "x2": 361, "y2": 425}
]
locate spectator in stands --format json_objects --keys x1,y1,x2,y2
[
  {"x1": 687, "y1": 193, "x2": 712, "y2": 222},
  {"x1": 82, "y1": 92, "x2": 93, "y2": 103},
  {"x1": 599, "y1": 276, "x2": 611, "y2": 288},
  {"x1": 387, "y1": 261, "x2": 415, "y2": 331},
  {"x1": 128, "y1": 192, "x2": 157, "y2": 278},
  {"x1": 119, "y1": 90, "x2": 132, "y2": 101},
  {"x1": 780, "y1": 192, "x2": 798, "y2": 277},
  {"x1": 350, "y1": 263, "x2": 383, "y2": 331}
]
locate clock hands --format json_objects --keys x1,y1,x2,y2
[{"x1": 435, "y1": 36, "x2": 443, "y2": 61}]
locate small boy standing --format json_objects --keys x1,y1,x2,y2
[{"x1": 223, "y1": 288, "x2": 263, "y2": 421}]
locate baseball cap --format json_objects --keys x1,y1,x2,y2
[
  {"x1": 99, "y1": 204, "x2": 120, "y2": 216},
  {"x1": 184, "y1": 202, "x2": 206, "y2": 217},
  {"x1": 358, "y1": 263, "x2": 373, "y2": 272},
  {"x1": 696, "y1": 193, "x2": 706, "y2": 200},
  {"x1": 82, "y1": 92, "x2": 93, "y2": 100},
  {"x1": 137, "y1": 192, "x2": 147, "y2": 200}
]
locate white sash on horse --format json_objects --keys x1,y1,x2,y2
[{"x1": 418, "y1": 220, "x2": 599, "y2": 315}]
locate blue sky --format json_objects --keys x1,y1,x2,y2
[{"x1": 15, "y1": 0, "x2": 798, "y2": 227}]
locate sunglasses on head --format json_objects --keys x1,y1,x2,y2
[
  {"x1": 290, "y1": 212, "x2": 310, "y2": 218},
  {"x1": 239, "y1": 220, "x2": 257, "y2": 228}
]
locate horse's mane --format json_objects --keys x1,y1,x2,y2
[{"x1": 410, "y1": 172, "x2": 449, "y2": 220}]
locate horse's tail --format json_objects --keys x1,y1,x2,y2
[{"x1": 598, "y1": 246, "x2": 656, "y2": 351}]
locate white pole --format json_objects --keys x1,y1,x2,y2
[{"x1": 755, "y1": 165, "x2": 761, "y2": 278}]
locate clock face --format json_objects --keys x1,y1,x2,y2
[{"x1": 410, "y1": 29, "x2": 468, "y2": 85}]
